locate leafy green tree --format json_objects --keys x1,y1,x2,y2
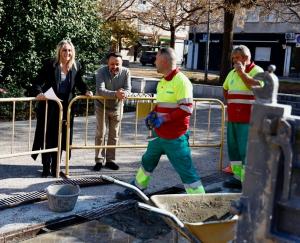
[
  {"x1": 103, "y1": 20, "x2": 139, "y2": 52},
  {"x1": 0, "y1": 0, "x2": 3, "y2": 23},
  {"x1": 0, "y1": 0, "x2": 3, "y2": 82},
  {"x1": 0, "y1": 0, "x2": 110, "y2": 97}
]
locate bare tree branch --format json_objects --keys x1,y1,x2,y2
[
  {"x1": 134, "y1": 0, "x2": 219, "y2": 47},
  {"x1": 97, "y1": 0, "x2": 137, "y2": 22},
  {"x1": 257, "y1": 0, "x2": 300, "y2": 21}
]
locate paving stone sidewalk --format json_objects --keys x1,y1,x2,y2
[{"x1": 0, "y1": 103, "x2": 229, "y2": 238}]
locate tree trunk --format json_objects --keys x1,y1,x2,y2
[
  {"x1": 170, "y1": 26, "x2": 175, "y2": 49},
  {"x1": 118, "y1": 37, "x2": 122, "y2": 52},
  {"x1": 219, "y1": 8, "x2": 235, "y2": 85}
]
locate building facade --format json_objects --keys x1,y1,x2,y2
[{"x1": 187, "y1": 7, "x2": 300, "y2": 78}]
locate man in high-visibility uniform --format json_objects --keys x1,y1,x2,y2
[
  {"x1": 116, "y1": 48, "x2": 205, "y2": 199},
  {"x1": 223, "y1": 45, "x2": 263, "y2": 189}
]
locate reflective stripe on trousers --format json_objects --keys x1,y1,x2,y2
[
  {"x1": 185, "y1": 181, "x2": 205, "y2": 194},
  {"x1": 230, "y1": 161, "x2": 245, "y2": 182},
  {"x1": 135, "y1": 167, "x2": 151, "y2": 189}
]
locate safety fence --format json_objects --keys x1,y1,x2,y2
[
  {"x1": 64, "y1": 96, "x2": 225, "y2": 176},
  {"x1": 0, "y1": 97, "x2": 63, "y2": 177},
  {"x1": 0, "y1": 96, "x2": 225, "y2": 178}
]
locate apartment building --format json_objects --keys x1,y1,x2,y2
[{"x1": 187, "y1": 7, "x2": 300, "y2": 77}]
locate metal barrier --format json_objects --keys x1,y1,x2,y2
[
  {"x1": 0, "y1": 97, "x2": 63, "y2": 177},
  {"x1": 65, "y1": 96, "x2": 225, "y2": 176}
]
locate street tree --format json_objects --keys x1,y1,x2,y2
[
  {"x1": 97, "y1": 0, "x2": 136, "y2": 22},
  {"x1": 0, "y1": 0, "x2": 110, "y2": 96},
  {"x1": 219, "y1": 0, "x2": 239, "y2": 84},
  {"x1": 258, "y1": 0, "x2": 300, "y2": 21},
  {"x1": 135, "y1": 0, "x2": 210, "y2": 48},
  {"x1": 0, "y1": 0, "x2": 2, "y2": 22},
  {"x1": 218, "y1": 0, "x2": 260, "y2": 84},
  {"x1": 97, "y1": 0, "x2": 140, "y2": 53},
  {"x1": 102, "y1": 20, "x2": 139, "y2": 52}
]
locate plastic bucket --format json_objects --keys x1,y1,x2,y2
[{"x1": 46, "y1": 184, "x2": 80, "y2": 212}]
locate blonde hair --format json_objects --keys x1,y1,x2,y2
[
  {"x1": 55, "y1": 39, "x2": 77, "y2": 70},
  {"x1": 232, "y1": 45, "x2": 251, "y2": 60}
]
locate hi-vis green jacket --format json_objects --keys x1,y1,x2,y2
[
  {"x1": 154, "y1": 68, "x2": 193, "y2": 139},
  {"x1": 223, "y1": 62, "x2": 263, "y2": 123}
]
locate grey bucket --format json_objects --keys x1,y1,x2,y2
[{"x1": 46, "y1": 184, "x2": 80, "y2": 212}]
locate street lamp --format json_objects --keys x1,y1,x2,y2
[
  {"x1": 204, "y1": 0, "x2": 211, "y2": 82},
  {"x1": 191, "y1": 26, "x2": 196, "y2": 70}
]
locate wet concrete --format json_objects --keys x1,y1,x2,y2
[
  {"x1": 23, "y1": 206, "x2": 189, "y2": 243},
  {"x1": 151, "y1": 193, "x2": 239, "y2": 224}
]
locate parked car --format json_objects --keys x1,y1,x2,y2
[{"x1": 140, "y1": 51, "x2": 157, "y2": 66}]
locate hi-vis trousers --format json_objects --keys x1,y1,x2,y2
[{"x1": 134, "y1": 131, "x2": 205, "y2": 194}]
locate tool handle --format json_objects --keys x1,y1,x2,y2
[
  {"x1": 138, "y1": 202, "x2": 201, "y2": 243},
  {"x1": 101, "y1": 175, "x2": 150, "y2": 203}
]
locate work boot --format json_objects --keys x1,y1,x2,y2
[
  {"x1": 93, "y1": 162, "x2": 103, "y2": 171},
  {"x1": 105, "y1": 161, "x2": 119, "y2": 170},
  {"x1": 222, "y1": 165, "x2": 233, "y2": 174},
  {"x1": 115, "y1": 188, "x2": 140, "y2": 200},
  {"x1": 223, "y1": 177, "x2": 242, "y2": 189},
  {"x1": 41, "y1": 161, "x2": 50, "y2": 178}
]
